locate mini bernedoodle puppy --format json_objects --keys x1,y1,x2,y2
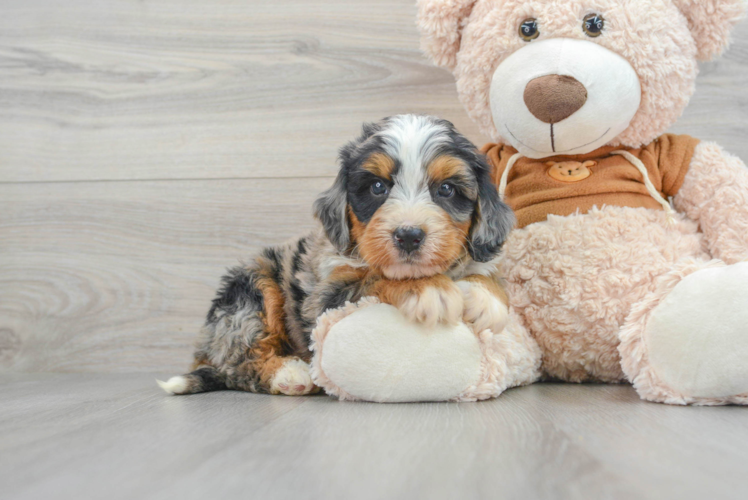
[{"x1": 158, "y1": 115, "x2": 515, "y2": 396}]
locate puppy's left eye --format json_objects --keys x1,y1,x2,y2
[
  {"x1": 437, "y1": 183, "x2": 455, "y2": 198},
  {"x1": 583, "y1": 13, "x2": 604, "y2": 37},
  {"x1": 371, "y1": 180, "x2": 389, "y2": 196}
]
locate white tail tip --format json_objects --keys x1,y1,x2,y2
[{"x1": 156, "y1": 376, "x2": 188, "y2": 395}]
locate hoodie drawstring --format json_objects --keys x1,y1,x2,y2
[
  {"x1": 498, "y1": 150, "x2": 677, "y2": 226},
  {"x1": 611, "y1": 150, "x2": 677, "y2": 225}
]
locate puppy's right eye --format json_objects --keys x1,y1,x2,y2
[
  {"x1": 370, "y1": 180, "x2": 389, "y2": 196},
  {"x1": 519, "y1": 18, "x2": 539, "y2": 42},
  {"x1": 437, "y1": 183, "x2": 456, "y2": 198}
]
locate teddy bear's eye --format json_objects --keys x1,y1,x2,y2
[
  {"x1": 519, "y1": 18, "x2": 540, "y2": 42},
  {"x1": 583, "y1": 14, "x2": 605, "y2": 37}
]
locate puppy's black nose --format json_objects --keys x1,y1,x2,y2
[{"x1": 393, "y1": 227, "x2": 426, "y2": 254}]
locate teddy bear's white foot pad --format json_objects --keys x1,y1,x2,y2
[
  {"x1": 646, "y1": 263, "x2": 748, "y2": 399},
  {"x1": 314, "y1": 302, "x2": 483, "y2": 403}
]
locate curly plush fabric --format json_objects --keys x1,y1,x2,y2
[
  {"x1": 417, "y1": 0, "x2": 478, "y2": 70},
  {"x1": 457, "y1": 309, "x2": 542, "y2": 401},
  {"x1": 493, "y1": 143, "x2": 748, "y2": 403},
  {"x1": 417, "y1": 0, "x2": 744, "y2": 148},
  {"x1": 618, "y1": 260, "x2": 748, "y2": 405},
  {"x1": 310, "y1": 297, "x2": 381, "y2": 402},
  {"x1": 498, "y1": 205, "x2": 709, "y2": 383},
  {"x1": 673, "y1": 0, "x2": 747, "y2": 60},
  {"x1": 310, "y1": 297, "x2": 542, "y2": 402},
  {"x1": 674, "y1": 142, "x2": 748, "y2": 264}
]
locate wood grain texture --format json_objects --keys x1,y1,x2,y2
[
  {"x1": 2, "y1": 374, "x2": 748, "y2": 500},
  {"x1": 0, "y1": 178, "x2": 329, "y2": 373},
  {"x1": 1, "y1": 1, "x2": 747, "y2": 183},
  {"x1": 0, "y1": 0, "x2": 479, "y2": 182},
  {"x1": 0, "y1": 1, "x2": 747, "y2": 374}
]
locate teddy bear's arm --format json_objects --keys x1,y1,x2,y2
[{"x1": 673, "y1": 142, "x2": 748, "y2": 264}]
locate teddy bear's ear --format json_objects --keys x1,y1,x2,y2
[
  {"x1": 416, "y1": 0, "x2": 479, "y2": 70},
  {"x1": 673, "y1": 0, "x2": 746, "y2": 61}
]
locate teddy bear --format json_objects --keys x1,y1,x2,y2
[{"x1": 309, "y1": 0, "x2": 748, "y2": 405}]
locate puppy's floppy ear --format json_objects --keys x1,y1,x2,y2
[
  {"x1": 314, "y1": 120, "x2": 383, "y2": 253},
  {"x1": 673, "y1": 0, "x2": 746, "y2": 60},
  {"x1": 314, "y1": 169, "x2": 350, "y2": 253},
  {"x1": 469, "y1": 159, "x2": 516, "y2": 263},
  {"x1": 417, "y1": 0, "x2": 479, "y2": 70}
]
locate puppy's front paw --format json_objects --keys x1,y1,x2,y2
[
  {"x1": 457, "y1": 281, "x2": 508, "y2": 334},
  {"x1": 398, "y1": 283, "x2": 463, "y2": 328},
  {"x1": 269, "y1": 358, "x2": 318, "y2": 396}
]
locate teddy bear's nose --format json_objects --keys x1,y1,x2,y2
[{"x1": 524, "y1": 74, "x2": 588, "y2": 124}]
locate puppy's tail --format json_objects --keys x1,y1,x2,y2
[{"x1": 157, "y1": 366, "x2": 227, "y2": 395}]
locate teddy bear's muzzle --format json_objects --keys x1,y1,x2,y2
[{"x1": 489, "y1": 38, "x2": 642, "y2": 159}]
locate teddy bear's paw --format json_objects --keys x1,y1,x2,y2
[
  {"x1": 645, "y1": 263, "x2": 748, "y2": 399},
  {"x1": 269, "y1": 358, "x2": 318, "y2": 396},
  {"x1": 398, "y1": 283, "x2": 464, "y2": 328},
  {"x1": 457, "y1": 280, "x2": 508, "y2": 335}
]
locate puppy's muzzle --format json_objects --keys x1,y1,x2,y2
[{"x1": 393, "y1": 227, "x2": 426, "y2": 254}]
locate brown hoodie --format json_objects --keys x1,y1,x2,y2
[{"x1": 482, "y1": 134, "x2": 700, "y2": 228}]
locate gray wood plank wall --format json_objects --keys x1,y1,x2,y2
[{"x1": 1, "y1": 1, "x2": 747, "y2": 373}]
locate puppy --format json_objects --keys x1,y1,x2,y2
[{"x1": 158, "y1": 115, "x2": 515, "y2": 396}]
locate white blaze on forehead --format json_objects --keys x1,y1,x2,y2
[{"x1": 378, "y1": 115, "x2": 451, "y2": 202}]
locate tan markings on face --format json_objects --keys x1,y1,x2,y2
[
  {"x1": 428, "y1": 155, "x2": 465, "y2": 181},
  {"x1": 349, "y1": 203, "x2": 471, "y2": 279},
  {"x1": 361, "y1": 152, "x2": 396, "y2": 180},
  {"x1": 427, "y1": 217, "x2": 471, "y2": 270},
  {"x1": 348, "y1": 206, "x2": 375, "y2": 259},
  {"x1": 427, "y1": 155, "x2": 477, "y2": 197},
  {"x1": 349, "y1": 206, "x2": 396, "y2": 272}
]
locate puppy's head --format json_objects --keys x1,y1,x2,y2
[{"x1": 314, "y1": 115, "x2": 515, "y2": 279}]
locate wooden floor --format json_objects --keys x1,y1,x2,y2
[
  {"x1": 1, "y1": 2, "x2": 748, "y2": 499},
  {"x1": 2, "y1": 374, "x2": 748, "y2": 500}
]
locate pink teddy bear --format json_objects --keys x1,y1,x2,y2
[{"x1": 311, "y1": 0, "x2": 748, "y2": 405}]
